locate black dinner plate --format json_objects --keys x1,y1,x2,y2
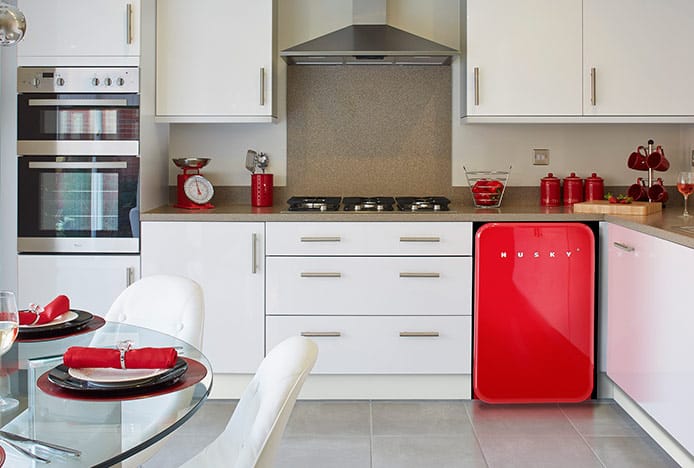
[
  {"x1": 46, "y1": 357, "x2": 188, "y2": 395},
  {"x1": 17, "y1": 309, "x2": 93, "y2": 339}
]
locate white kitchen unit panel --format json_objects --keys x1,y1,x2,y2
[
  {"x1": 266, "y1": 257, "x2": 472, "y2": 317},
  {"x1": 267, "y1": 315, "x2": 471, "y2": 374},
  {"x1": 17, "y1": 255, "x2": 140, "y2": 317},
  {"x1": 465, "y1": 0, "x2": 582, "y2": 117},
  {"x1": 607, "y1": 224, "x2": 694, "y2": 454},
  {"x1": 141, "y1": 222, "x2": 264, "y2": 373},
  {"x1": 156, "y1": 0, "x2": 276, "y2": 122},
  {"x1": 584, "y1": 0, "x2": 694, "y2": 116},
  {"x1": 266, "y1": 222, "x2": 472, "y2": 256},
  {"x1": 17, "y1": 0, "x2": 140, "y2": 66}
]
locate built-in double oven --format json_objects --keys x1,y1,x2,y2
[{"x1": 17, "y1": 67, "x2": 140, "y2": 253}]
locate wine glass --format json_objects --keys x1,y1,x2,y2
[
  {"x1": 676, "y1": 171, "x2": 694, "y2": 217},
  {"x1": 0, "y1": 291, "x2": 19, "y2": 411}
]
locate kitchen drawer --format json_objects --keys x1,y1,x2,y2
[
  {"x1": 266, "y1": 257, "x2": 472, "y2": 316},
  {"x1": 266, "y1": 315, "x2": 471, "y2": 374},
  {"x1": 266, "y1": 222, "x2": 472, "y2": 256}
]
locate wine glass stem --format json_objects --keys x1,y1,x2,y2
[{"x1": 685, "y1": 195, "x2": 690, "y2": 217}]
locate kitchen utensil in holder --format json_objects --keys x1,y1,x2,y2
[{"x1": 464, "y1": 166, "x2": 511, "y2": 208}]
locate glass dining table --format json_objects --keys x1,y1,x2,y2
[{"x1": 0, "y1": 320, "x2": 213, "y2": 467}]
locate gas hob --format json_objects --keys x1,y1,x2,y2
[{"x1": 286, "y1": 196, "x2": 451, "y2": 212}]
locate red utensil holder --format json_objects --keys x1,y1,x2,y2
[{"x1": 251, "y1": 173, "x2": 273, "y2": 207}]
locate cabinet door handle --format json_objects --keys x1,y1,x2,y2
[
  {"x1": 300, "y1": 236, "x2": 341, "y2": 242},
  {"x1": 399, "y1": 331, "x2": 440, "y2": 337},
  {"x1": 399, "y1": 236, "x2": 440, "y2": 243},
  {"x1": 126, "y1": 3, "x2": 134, "y2": 45},
  {"x1": 399, "y1": 272, "x2": 440, "y2": 278},
  {"x1": 251, "y1": 233, "x2": 257, "y2": 274},
  {"x1": 126, "y1": 267, "x2": 135, "y2": 286},
  {"x1": 473, "y1": 67, "x2": 480, "y2": 106},
  {"x1": 613, "y1": 241, "x2": 635, "y2": 252},
  {"x1": 259, "y1": 67, "x2": 266, "y2": 106},
  {"x1": 590, "y1": 67, "x2": 597, "y2": 106},
  {"x1": 301, "y1": 331, "x2": 341, "y2": 337},
  {"x1": 300, "y1": 272, "x2": 342, "y2": 278}
]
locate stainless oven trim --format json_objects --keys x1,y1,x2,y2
[
  {"x1": 28, "y1": 98, "x2": 130, "y2": 107},
  {"x1": 28, "y1": 161, "x2": 129, "y2": 170},
  {"x1": 18, "y1": 237, "x2": 139, "y2": 254},
  {"x1": 18, "y1": 140, "x2": 139, "y2": 156}
]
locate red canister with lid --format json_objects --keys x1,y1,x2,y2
[
  {"x1": 584, "y1": 172, "x2": 604, "y2": 201},
  {"x1": 563, "y1": 172, "x2": 584, "y2": 205},
  {"x1": 540, "y1": 173, "x2": 561, "y2": 206}
]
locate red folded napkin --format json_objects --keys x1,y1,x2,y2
[
  {"x1": 63, "y1": 346, "x2": 178, "y2": 369},
  {"x1": 18, "y1": 295, "x2": 70, "y2": 326}
]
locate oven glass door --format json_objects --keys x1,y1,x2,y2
[
  {"x1": 17, "y1": 93, "x2": 139, "y2": 156},
  {"x1": 18, "y1": 156, "x2": 139, "y2": 253}
]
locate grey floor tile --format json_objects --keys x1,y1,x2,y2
[
  {"x1": 372, "y1": 400, "x2": 473, "y2": 436},
  {"x1": 373, "y1": 435, "x2": 487, "y2": 468},
  {"x1": 284, "y1": 400, "x2": 371, "y2": 437},
  {"x1": 585, "y1": 436, "x2": 680, "y2": 468},
  {"x1": 559, "y1": 400, "x2": 644, "y2": 437},
  {"x1": 476, "y1": 434, "x2": 603, "y2": 468},
  {"x1": 467, "y1": 401, "x2": 578, "y2": 438},
  {"x1": 277, "y1": 436, "x2": 372, "y2": 468}
]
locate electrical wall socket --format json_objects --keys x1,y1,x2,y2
[
  {"x1": 691, "y1": 148, "x2": 694, "y2": 167},
  {"x1": 533, "y1": 148, "x2": 550, "y2": 165}
]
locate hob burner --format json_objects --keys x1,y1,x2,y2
[
  {"x1": 342, "y1": 197, "x2": 395, "y2": 212},
  {"x1": 287, "y1": 196, "x2": 341, "y2": 212},
  {"x1": 395, "y1": 197, "x2": 451, "y2": 211}
]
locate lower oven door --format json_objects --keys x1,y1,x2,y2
[{"x1": 18, "y1": 156, "x2": 140, "y2": 253}]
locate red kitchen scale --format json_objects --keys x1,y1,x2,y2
[{"x1": 173, "y1": 158, "x2": 215, "y2": 210}]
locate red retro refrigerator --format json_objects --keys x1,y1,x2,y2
[{"x1": 474, "y1": 222, "x2": 595, "y2": 403}]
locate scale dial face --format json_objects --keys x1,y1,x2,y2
[{"x1": 183, "y1": 175, "x2": 214, "y2": 204}]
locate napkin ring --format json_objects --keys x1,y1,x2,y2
[
  {"x1": 28, "y1": 303, "x2": 44, "y2": 325},
  {"x1": 118, "y1": 340, "x2": 133, "y2": 369}
]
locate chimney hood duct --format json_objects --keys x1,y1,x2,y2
[{"x1": 280, "y1": 0, "x2": 458, "y2": 65}]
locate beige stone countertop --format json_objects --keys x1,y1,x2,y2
[{"x1": 142, "y1": 203, "x2": 694, "y2": 249}]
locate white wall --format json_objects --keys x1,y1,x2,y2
[{"x1": 168, "y1": 0, "x2": 691, "y2": 189}]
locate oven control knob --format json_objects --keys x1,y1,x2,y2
[
  {"x1": 104, "y1": 77, "x2": 113, "y2": 86},
  {"x1": 116, "y1": 77, "x2": 125, "y2": 86},
  {"x1": 31, "y1": 77, "x2": 40, "y2": 87},
  {"x1": 92, "y1": 77, "x2": 100, "y2": 86},
  {"x1": 55, "y1": 77, "x2": 65, "y2": 86}
]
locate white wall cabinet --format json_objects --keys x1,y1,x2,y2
[
  {"x1": 606, "y1": 224, "x2": 694, "y2": 454},
  {"x1": 155, "y1": 0, "x2": 276, "y2": 123},
  {"x1": 266, "y1": 222, "x2": 473, "y2": 374},
  {"x1": 141, "y1": 222, "x2": 264, "y2": 373},
  {"x1": 17, "y1": 255, "x2": 140, "y2": 317},
  {"x1": 465, "y1": 0, "x2": 694, "y2": 120},
  {"x1": 17, "y1": 0, "x2": 140, "y2": 66},
  {"x1": 465, "y1": 0, "x2": 582, "y2": 117}
]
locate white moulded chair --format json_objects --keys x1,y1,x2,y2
[
  {"x1": 179, "y1": 335, "x2": 319, "y2": 468},
  {"x1": 103, "y1": 274, "x2": 205, "y2": 468}
]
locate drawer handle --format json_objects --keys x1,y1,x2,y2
[
  {"x1": 399, "y1": 236, "x2": 441, "y2": 243},
  {"x1": 300, "y1": 236, "x2": 341, "y2": 242},
  {"x1": 399, "y1": 331, "x2": 440, "y2": 337},
  {"x1": 301, "y1": 331, "x2": 341, "y2": 337},
  {"x1": 613, "y1": 242, "x2": 635, "y2": 253},
  {"x1": 301, "y1": 272, "x2": 342, "y2": 278},
  {"x1": 399, "y1": 272, "x2": 440, "y2": 278}
]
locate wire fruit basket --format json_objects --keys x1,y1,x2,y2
[{"x1": 464, "y1": 166, "x2": 511, "y2": 208}]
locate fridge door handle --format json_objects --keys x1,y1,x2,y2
[{"x1": 613, "y1": 242, "x2": 635, "y2": 252}]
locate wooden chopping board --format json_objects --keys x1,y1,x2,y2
[{"x1": 572, "y1": 200, "x2": 662, "y2": 215}]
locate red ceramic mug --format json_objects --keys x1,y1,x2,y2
[
  {"x1": 647, "y1": 180, "x2": 669, "y2": 203},
  {"x1": 646, "y1": 146, "x2": 669, "y2": 171},
  {"x1": 251, "y1": 173, "x2": 273, "y2": 207},
  {"x1": 627, "y1": 182, "x2": 648, "y2": 201},
  {"x1": 627, "y1": 146, "x2": 649, "y2": 171}
]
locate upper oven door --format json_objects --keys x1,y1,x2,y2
[
  {"x1": 17, "y1": 92, "x2": 140, "y2": 156},
  {"x1": 17, "y1": 156, "x2": 140, "y2": 253}
]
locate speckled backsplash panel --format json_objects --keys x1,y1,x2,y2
[{"x1": 287, "y1": 65, "x2": 452, "y2": 198}]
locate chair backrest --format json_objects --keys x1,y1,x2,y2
[
  {"x1": 105, "y1": 274, "x2": 205, "y2": 348},
  {"x1": 180, "y1": 336, "x2": 318, "y2": 468}
]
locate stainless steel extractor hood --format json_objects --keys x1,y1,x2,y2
[{"x1": 280, "y1": 0, "x2": 458, "y2": 65}]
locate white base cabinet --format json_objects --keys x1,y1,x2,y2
[
  {"x1": 17, "y1": 0, "x2": 140, "y2": 66},
  {"x1": 606, "y1": 224, "x2": 694, "y2": 454},
  {"x1": 141, "y1": 222, "x2": 264, "y2": 373},
  {"x1": 17, "y1": 255, "x2": 140, "y2": 317}
]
